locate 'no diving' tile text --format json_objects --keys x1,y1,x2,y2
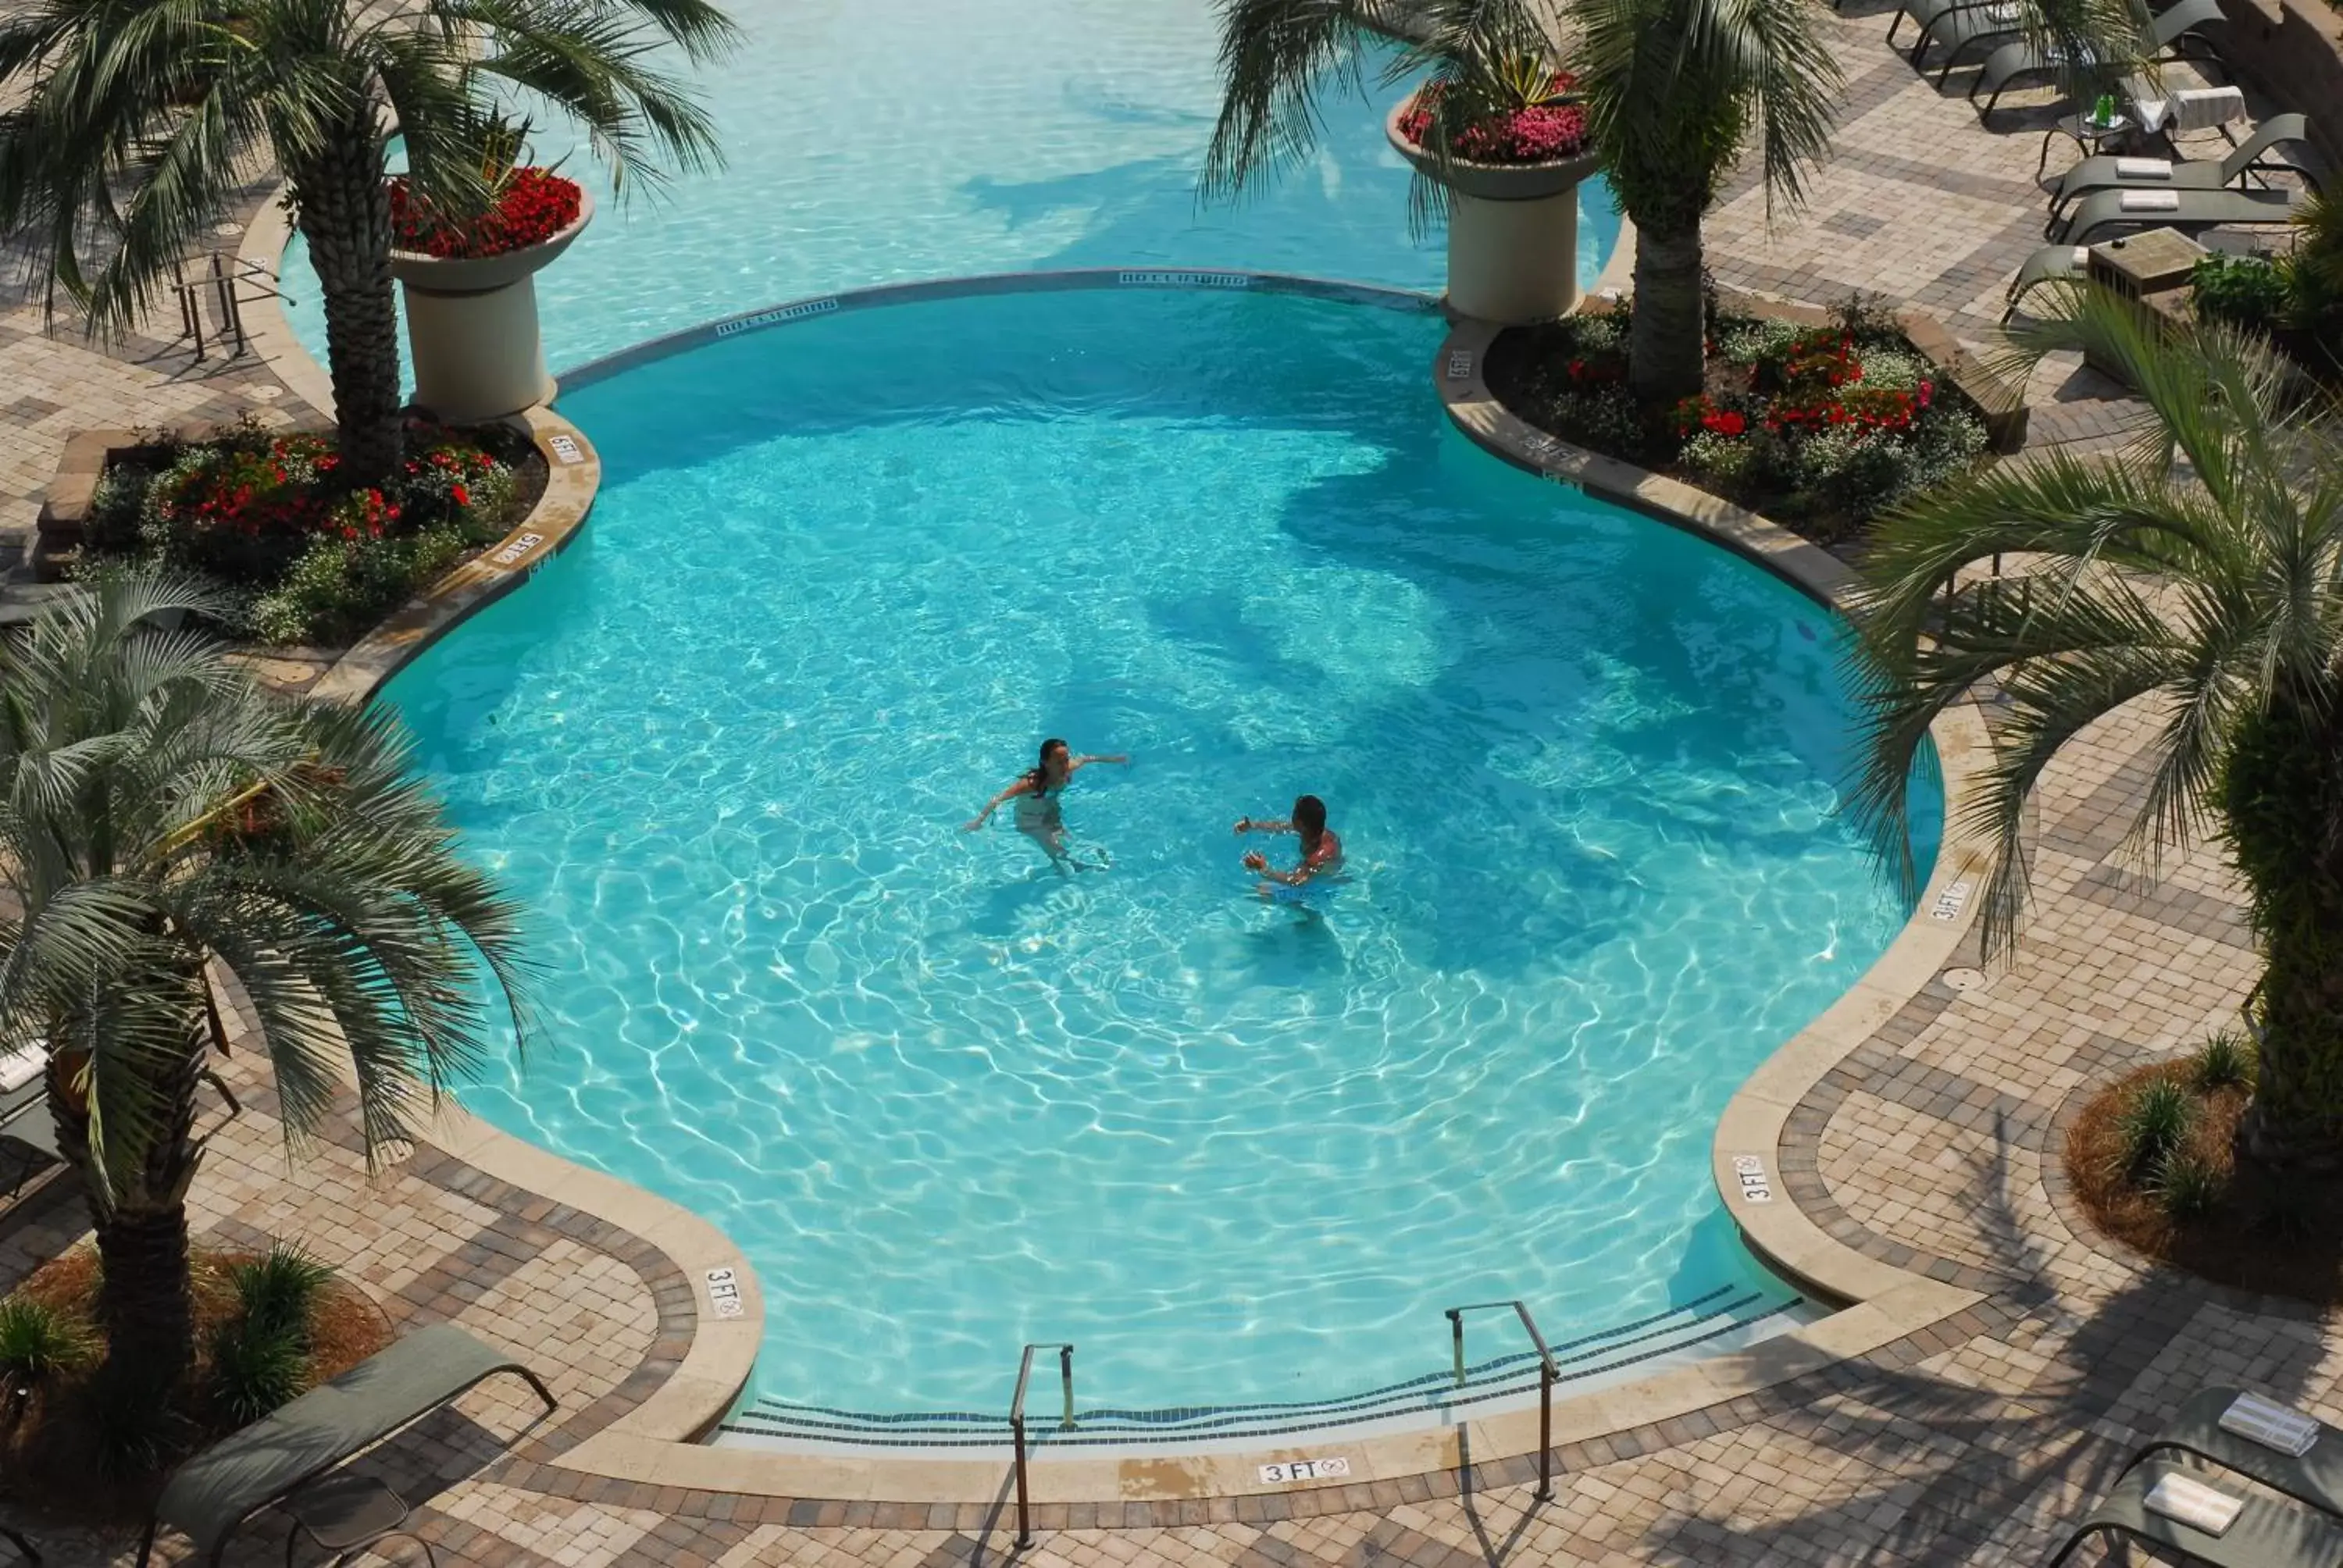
[
  {"x1": 546, "y1": 433, "x2": 585, "y2": 465},
  {"x1": 1118, "y1": 270, "x2": 1253, "y2": 289},
  {"x1": 714, "y1": 298, "x2": 840, "y2": 337}
]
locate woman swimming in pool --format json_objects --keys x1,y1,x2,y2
[
  {"x1": 965, "y1": 737, "x2": 1128, "y2": 861},
  {"x1": 1233, "y1": 794, "x2": 1343, "y2": 889}
]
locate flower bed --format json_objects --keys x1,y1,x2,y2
[
  {"x1": 1396, "y1": 75, "x2": 1589, "y2": 164},
  {"x1": 1483, "y1": 300, "x2": 1990, "y2": 544},
  {"x1": 389, "y1": 166, "x2": 583, "y2": 258},
  {"x1": 79, "y1": 417, "x2": 544, "y2": 645},
  {"x1": 2064, "y1": 1038, "x2": 2343, "y2": 1305}
]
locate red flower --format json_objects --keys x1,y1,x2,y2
[
  {"x1": 451, "y1": 483, "x2": 470, "y2": 507},
  {"x1": 389, "y1": 167, "x2": 583, "y2": 260}
]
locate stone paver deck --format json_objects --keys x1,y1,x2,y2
[{"x1": 1, "y1": 2, "x2": 2331, "y2": 1563}]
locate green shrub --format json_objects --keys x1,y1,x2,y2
[
  {"x1": 1680, "y1": 429, "x2": 1755, "y2": 486},
  {"x1": 2153, "y1": 1150, "x2": 2224, "y2": 1219},
  {"x1": 2193, "y1": 1030, "x2": 2257, "y2": 1092},
  {"x1": 1717, "y1": 316, "x2": 1800, "y2": 367},
  {"x1": 250, "y1": 523, "x2": 473, "y2": 646},
  {"x1": 209, "y1": 1242, "x2": 336, "y2": 1425},
  {"x1": 2113, "y1": 1078, "x2": 2196, "y2": 1181},
  {"x1": 2193, "y1": 253, "x2": 2291, "y2": 334},
  {"x1": 0, "y1": 1295, "x2": 94, "y2": 1388}
]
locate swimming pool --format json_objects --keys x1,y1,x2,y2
[
  {"x1": 276, "y1": 0, "x2": 1621, "y2": 378},
  {"x1": 379, "y1": 282, "x2": 1938, "y2": 1433}
]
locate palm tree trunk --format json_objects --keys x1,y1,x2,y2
[
  {"x1": 47, "y1": 1033, "x2": 205, "y2": 1402},
  {"x1": 291, "y1": 119, "x2": 404, "y2": 489},
  {"x1": 1626, "y1": 221, "x2": 1707, "y2": 404},
  {"x1": 2223, "y1": 690, "x2": 2343, "y2": 1168}
]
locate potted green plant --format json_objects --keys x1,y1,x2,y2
[{"x1": 389, "y1": 119, "x2": 595, "y2": 423}]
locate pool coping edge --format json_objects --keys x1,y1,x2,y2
[{"x1": 1432, "y1": 312, "x2": 1997, "y2": 1329}]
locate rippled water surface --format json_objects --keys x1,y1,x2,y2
[
  {"x1": 281, "y1": 0, "x2": 1622, "y2": 376},
  {"x1": 382, "y1": 288, "x2": 1935, "y2": 1413}
]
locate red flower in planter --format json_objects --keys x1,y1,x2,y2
[
  {"x1": 1399, "y1": 74, "x2": 1589, "y2": 165},
  {"x1": 389, "y1": 167, "x2": 583, "y2": 260}
]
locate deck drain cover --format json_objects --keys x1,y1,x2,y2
[{"x1": 1942, "y1": 966, "x2": 1988, "y2": 992}]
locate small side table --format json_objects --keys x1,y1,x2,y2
[
  {"x1": 2037, "y1": 111, "x2": 2133, "y2": 180},
  {"x1": 283, "y1": 1474, "x2": 436, "y2": 1568}
]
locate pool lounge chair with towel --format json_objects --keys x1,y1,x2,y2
[
  {"x1": 1916, "y1": 0, "x2": 2025, "y2": 80},
  {"x1": 1975, "y1": 0, "x2": 2225, "y2": 119},
  {"x1": 0, "y1": 1041, "x2": 55, "y2": 1203},
  {"x1": 2120, "y1": 1385, "x2": 2343, "y2": 1521},
  {"x1": 2048, "y1": 112, "x2": 2316, "y2": 228},
  {"x1": 2058, "y1": 183, "x2": 2304, "y2": 244},
  {"x1": 2045, "y1": 1458, "x2": 2343, "y2": 1567}
]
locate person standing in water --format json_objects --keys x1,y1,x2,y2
[
  {"x1": 965, "y1": 737, "x2": 1128, "y2": 861},
  {"x1": 1233, "y1": 794, "x2": 1343, "y2": 888}
]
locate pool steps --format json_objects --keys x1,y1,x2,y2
[{"x1": 715, "y1": 1285, "x2": 1797, "y2": 1452}]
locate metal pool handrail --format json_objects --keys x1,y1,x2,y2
[
  {"x1": 1444, "y1": 1300, "x2": 1558, "y2": 1502},
  {"x1": 1009, "y1": 1342, "x2": 1075, "y2": 1547}
]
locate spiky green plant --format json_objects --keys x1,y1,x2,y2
[
  {"x1": 2114, "y1": 1079, "x2": 2197, "y2": 1181},
  {"x1": 2194, "y1": 1031, "x2": 2258, "y2": 1092},
  {"x1": 209, "y1": 1245, "x2": 337, "y2": 1427},
  {"x1": 1850, "y1": 285, "x2": 2343, "y2": 1167},
  {"x1": 0, "y1": 0, "x2": 738, "y2": 486},
  {"x1": 0, "y1": 1295, "x2": 95, "y2": 1387},
  {"x1": 2152, "y1": 1149, "x2": 2224, "y2": 1220},
  {"x1": 0, "y1": 568, "x2": 537, "y2": 1409}
]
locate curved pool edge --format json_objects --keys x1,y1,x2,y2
[
  {"x1": 277, "y1": 275, "x2": 1993, "y2": 1513},
  {"x1": 1432, "y1": 314, "x2": 1998, "y2": 1335},
  {"x1": 306, "y1": 404, "x2": 772, "y2": 1449}
]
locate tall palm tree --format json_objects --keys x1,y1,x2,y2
[
  {"x1": 0, "y1": 0, "x2": 738, "y2": 486},
  {"x1": 1572, "y1": 0, "x2": 1838, "y2": 401},
  {"x1": 1849, "y1": 289, "x2": 2343, "y2": 1167},
  {"x1": 0, "y1": 569, "x2": 536, "y2": 1406},
  {"x1": 1197, "y1": 0, "x2": 1841, "y2": 403}
]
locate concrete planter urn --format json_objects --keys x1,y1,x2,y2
[
  {"x1": 1385, "y1": 97, "x2": 1603, "y2": 325},
  {"x1": 390, "y1": 188, "x2": 593, "y2": 425}
]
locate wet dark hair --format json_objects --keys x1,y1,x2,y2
[
  {"x1": 1028, "y1": 737, "x2": 1070, "y2": 789},
  {"x1": 1293, "y1": 794, "x2": 1327, "y2": 846}
]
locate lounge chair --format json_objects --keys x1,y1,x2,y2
[
  {"x1": 1917, "y1": 0, "x2": 2026, "y2": 80},
  {"x1": 1975, "y1": 0, "x2": 2226, "y2": 120},
  {"x1": 137, "y1": 1322, "x2": 556, "y2": 1567},
  {"x1": 0, "y1": 1042, "x2": 55, "y2": 1203},
  {"x1": 2048, "y1": 113, "x2": 2316, "y2": 230},
  {"x1": 2002, "y1": 244, "x2": 2090, "y2": 320},
  {"x1": 2122, "y1": 1385, "x2": 2343, "y2": 1520},
  {"x1": 2045, "y1": 1459, "x2": 2343, "y2": 1567},
  {"x1": 2057, "y1": 183, "x2": 2304, "y2": 244}
]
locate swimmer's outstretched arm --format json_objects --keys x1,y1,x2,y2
[
  {"x1": 1071, "y1": 753, "x2": 1129, "y2": 772},
  {"x1": 964, "y1": 777, "x2": 1036, "y2": 831},
  {"x1": 1232, "y1": 815, "x2": 1295, "y2": 835}
]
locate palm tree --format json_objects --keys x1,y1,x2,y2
[
  {"x1": 0, "y1": 568, "x2": 536, "y2": 1406},
  {"x1": 1849, "y1": 289, "x2": 2343, "y2": 1167},
  {"x1": 1571, "y1": 0, "x2": 1838, "y2": 401},
  {"x1": 1197, "y1": 0, "x2": 1841, "y2": 403},
  {"x1": 0, "y1": 0, "x2": 738, "y2": 487}
]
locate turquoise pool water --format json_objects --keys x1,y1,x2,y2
[
  {"x1": 276, "y1": 0, "x2": 1621, "y2": 377},
  {"x1": 380, "y1": 285, "x2": 1937, "y2": 1417}
]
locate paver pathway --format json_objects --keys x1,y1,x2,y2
[{"x1": 1, "y1": 2, "x2": 2330, "y2": 1563}]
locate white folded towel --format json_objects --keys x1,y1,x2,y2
[
  {"x1": 2120, "y1": 189, "x2": 2181, "y2": 212},
  {"x1": 0, "y1": 1043, "x2": 44, "y2": 1092},
  {"x1": 2172, "y1": 85, "x2": 2246, "y2": 134},
  {"x1": 2142, "y1": 1472, "x2": 2245, "y2": 1535},
  {"x1": 2115, "y1": 157, "x2": 2173, "y2": 179},
  {"x1": 2220, "y1": 1391, "x2": 2321, "y2": 1456},
  {"x1": 2131, "y1": 96, "x2": 2171, "y2": 134}
]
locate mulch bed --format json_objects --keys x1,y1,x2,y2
[
  {"x1": 2066, "y1": 1060, "x2": 2343, "y2": 1304},
  {"x1": 0, "y1": 1245, "x2": 391, "y2": 1523}
]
